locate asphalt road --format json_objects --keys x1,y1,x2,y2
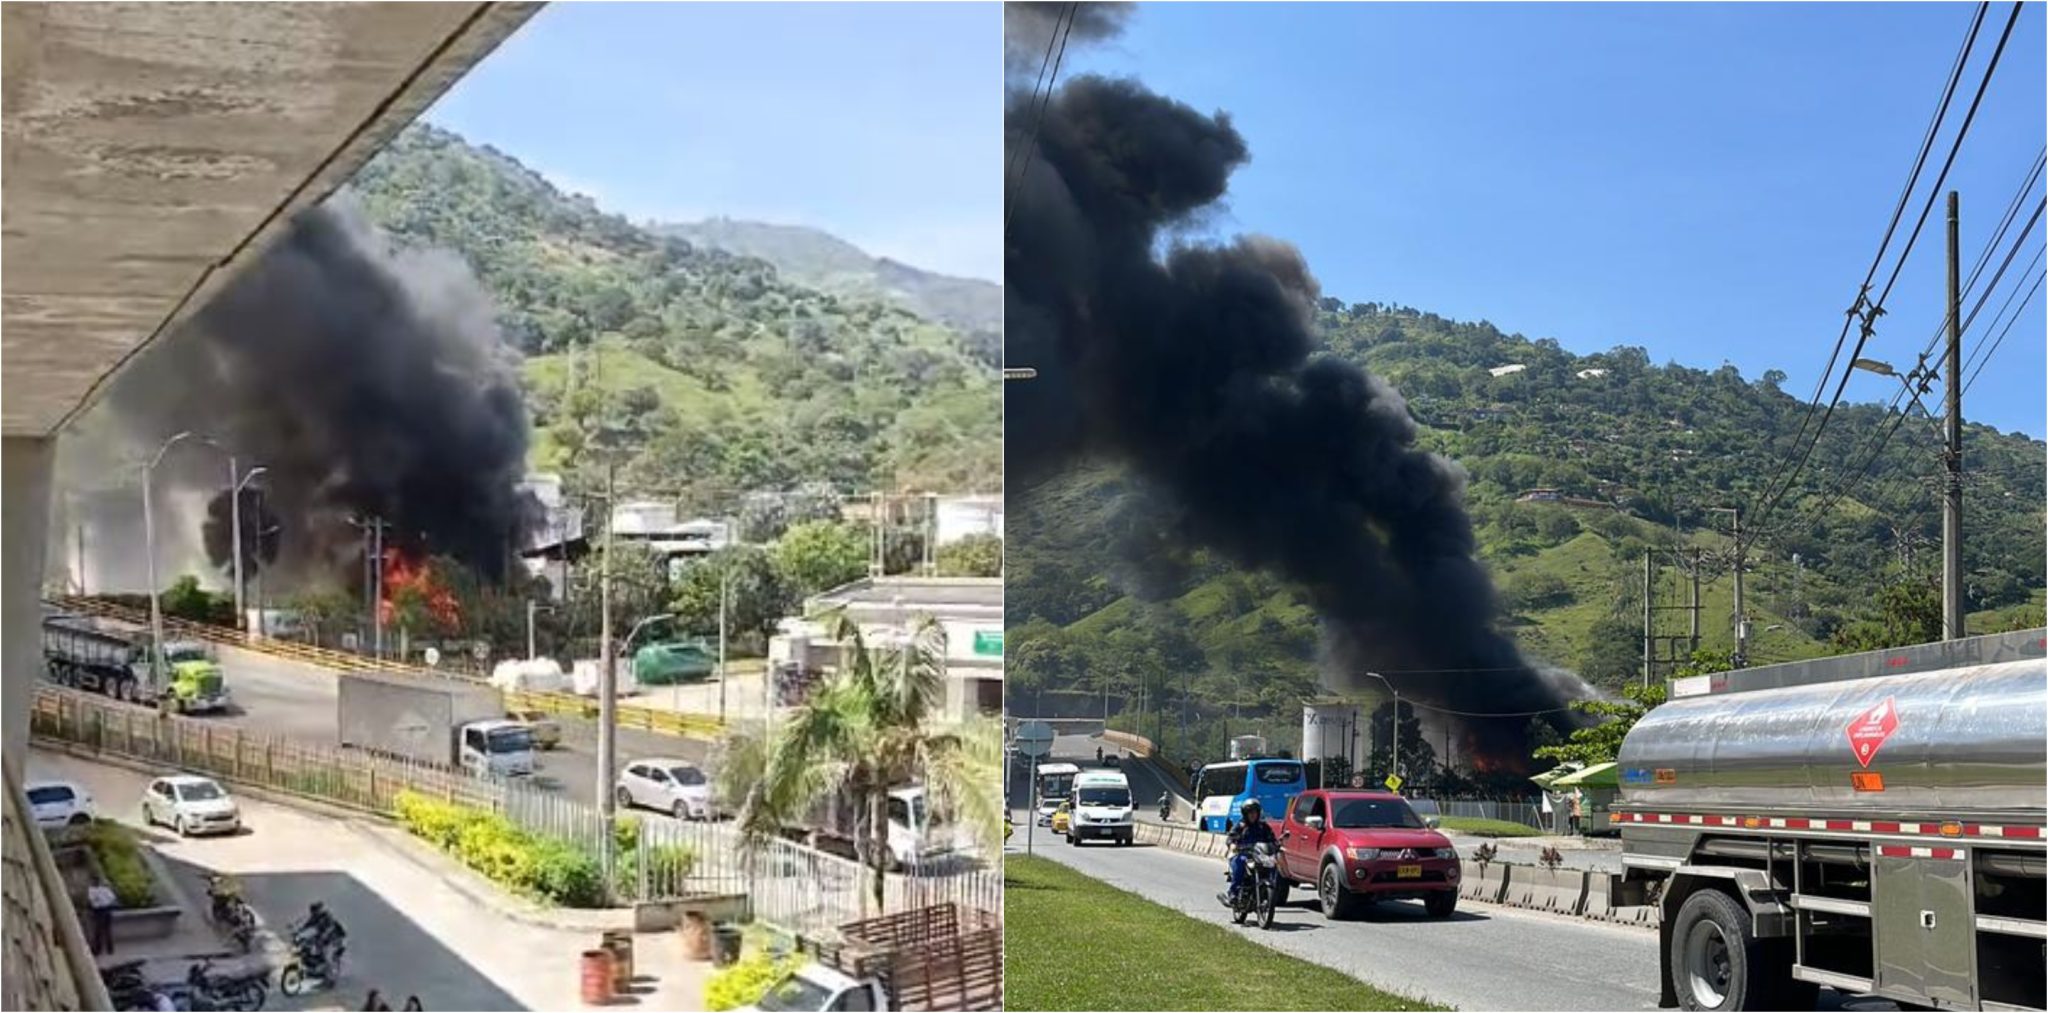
[
  {"x1": 123, "y1": 641, "x2": 712, "y2": 812},
  {"x1": 1019, "y1": 734, "x2": 1897, "y2": 1012}
]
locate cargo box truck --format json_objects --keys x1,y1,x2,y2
[{"x1": 337, "y1": 671, "x2": 535, "y2": 778}]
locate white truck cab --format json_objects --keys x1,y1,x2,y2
[
  {"x1": 459, "y1": 719, "x2": 537, "y2": 777},
  {"x1": 884, "y1": 785, "x2": 958, "y2": 870},
  {"x1": 743, "y1": 962, "x2": 887, "y2": 1012}
]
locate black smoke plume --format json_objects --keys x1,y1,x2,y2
[
  {"x1": 98, "y1": 197, "x2": 532, "y2": 588},
  {"x1": 1006, "y1": 63, "x2": 1591, "y2": 760}
]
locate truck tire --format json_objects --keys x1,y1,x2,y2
[
  {"x1": 1319, "y1": 860, "x2": 1362, "y2": 920},
  {"x1": 1669, "y1": 887, "x2": 1802, "y2": 1011},
  {"x1": 1425, "y1": 890, "x2": 1457, "y2": 919}
]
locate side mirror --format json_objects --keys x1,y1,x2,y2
[
  {"x1": 1305, "y1": 815, "x2": 1324, "y2": 831},
  {"x1": 1425, "y1": 816, "x2": 1442, "y2": 829}
]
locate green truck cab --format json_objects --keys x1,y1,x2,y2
[{"x1": 157, "y1": 641, "x2": 231, "y2": 712}]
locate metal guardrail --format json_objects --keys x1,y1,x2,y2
[
  {"x1": 44, "y1": 596, "x2": 725, "y2": 740},
  {"x1": 3, "y1": 750, "x2": 112, "y2": 1012}
]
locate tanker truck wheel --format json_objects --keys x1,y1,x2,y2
[{"x1": 1670, "y1": 888, "x2": 1806, "y2": 1011}]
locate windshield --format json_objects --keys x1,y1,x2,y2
[
  {"x1": 1255, "y1": 762, "x2": 1303, "y2": 785},
  {"x1": 1038, "y1": 774, "x2": 1074, "y2": 800},
  {"x1": 1077, "y1": 787, "x2": 1130, "y2": 807},
  {"x1": 27, "y1": 786, "x2": 73, "y2": 806},
  {"x1": 667, "y1": 767, "x2": 707, "y2": 786},
  {"x1": 177, "y1": 782, "x2": 226, "y2": 802},
  {"x1": 486, "y1": 727, "x2": 536, "y2": 753},
  {"x1": 1331, "y1": 798, "x2": 1425, "y2": 829},
  {"x1": 757, "y1": 973, "x2": 835, "y2": 1012},
  {"x1": 165, "y1": 645, "x2": 212, "y2": 664}
]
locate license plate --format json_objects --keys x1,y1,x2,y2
[{"x1": 1397, "y1": 864, "x2": 1422, "y2": 879}]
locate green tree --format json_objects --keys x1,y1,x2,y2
[
  {"x1": 1533, "y1": 682, "x2": 1669, "y2": 767},
  {"x1": 771, "y1": 521, "x2": 869, "y2": 598},
  {"x1": 935, "y1": 534, "x2": 1003, "y2": 577},
  {"x1": 282, "y1": 587, "x2": 358, "y2": 647},
  {"x1": 672, "y1": 546, "x2": 794, "y2": 654},
  {"x1": 717, "y1": 611, "x2": 1000, "y2": 913},
  {"x1": 1829, "y1": 573, "x2": 1942, "y2": 653}
]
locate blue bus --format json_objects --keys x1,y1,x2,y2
[{"x1": 1191, "y1": 757, "x2": 1306, "y2": 833}]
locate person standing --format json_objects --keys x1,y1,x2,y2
[
  {"x1": 1540, "y1": 790, "x2": 1555, "y2": 833},
  {"x1": 85, "y1": 877, "x2": 118, "y2": 955},
  {"x1": 1568, "y1": 790, "x2": 1584, "y2": 836}
]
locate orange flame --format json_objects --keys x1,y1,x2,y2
[{"x1": 379, "y1": 549, "x2": 461, "y2": 632}]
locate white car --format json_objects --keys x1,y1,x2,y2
[
  {"x1": 25, "y1": 780, "x2": 95, "y2": 829},
  {"x1": 617, "y1": 759, "x2": 714, "y2": 820},
  {"x1": 141, "y1": 775, "x2": 242, "y2": 837}
]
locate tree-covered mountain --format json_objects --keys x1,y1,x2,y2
[
  {"x1": 345, "y1": 124, "x2": 1000, "y2": 503},
  {"x1": 1009, "y1": 300, "x2": 2045, "y2": 761},
  {"x1": 656, "y1": 217, "x2": 1002, "y2": 365}
]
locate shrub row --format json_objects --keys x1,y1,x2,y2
[
  {"x1": 703, "y1": 937, "x2": 806, "y2": 1011},
  {"x1": 83, "y1": 820, "x2": 156, "y2": 908},
  {"x1": 393, "y1": 791, "x2": 605, "y2": 907}
]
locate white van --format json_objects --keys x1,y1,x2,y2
[{"x1": 1066, "y1": 769, "x2": 1134, "y2": 846}]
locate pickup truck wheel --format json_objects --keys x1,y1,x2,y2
[
  {"x1": 1425, "y1": 891, "x2": 1458, "y2": 918},
  {"x1": 1670, "y1": 887, "x2": 1782, "y2": 1011},
  {"x1": 614, "y1": 787, "x2": 633, "y2": 810},
  {"x1": 1271, "y1": 881, "x2": 1290, "y2": 909},
  {"x1": 1320, "y1": 861, "x2": 1361, "y2": 920},
  {"x1": 671, "y1": 801, "x2": 690, "y2": 822}
]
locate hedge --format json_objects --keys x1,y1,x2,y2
[
  {"x1": 83, "y1": 820, "x2": 156, "y2": 908},
  {"x1": 393, "y1": 791, "x2": 604, "y2": 907},
  {"x1": 703, "y1": 938, "x2": 806, "y2": 1011}
]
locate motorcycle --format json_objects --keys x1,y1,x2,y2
[
  {"x1": 100, "y1": 960, "x2": 159, "y2": 1011},
  {"x1": 277, "y1": 921, "x2": 346, "y2": 997},
  {"x1": 203, "y1": 874, "x2": 257, "y2": 953},
  {"x1": 1220, "y1": 841, "x2": 1282, "y2": 930},
  {"x1": 184, "y1": 957, "x2": 268, "y2": 1011},
  {"x1": 1158, "y1": 795, "x2": 1173, "y2": 821}
]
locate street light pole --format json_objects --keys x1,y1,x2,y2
[
  {"x1": 142, "y1": 432, "x2": 198, "y2": 708},
  {"x1": 717, "y1": 559, "x2": 729, "y2": 723},
  {"x1": 229, "y1": 464, "x2": 267, "y2": 636},
  {"x1": 1362, "y1": 672, "x2": 1400, "y2": 788},
  {"x1": 598, "y1": 461, "x2": 618, "y2": 822}
]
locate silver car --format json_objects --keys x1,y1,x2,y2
[
  {"x1": 616, "y1": 759, "x2": 714, "y2": 821},
  {"x1": 142, "y1": 775, "x2": 242, "y2": 837}
]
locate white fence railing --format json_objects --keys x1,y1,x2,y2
[{"x1": 32, "y1": 687, "x2": 999, "y2": 939}]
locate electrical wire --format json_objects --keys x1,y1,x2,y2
[
  {"x1": 1748, "y1": 3, "x2": 2026, "y2": 546},
  {"x1": 1004, "y1": 3, "x2": 1078, "y2": 239}
]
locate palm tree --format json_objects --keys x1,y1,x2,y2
[{"x1": 718, "y1": 608, "x2": 1000, "y2": 914}]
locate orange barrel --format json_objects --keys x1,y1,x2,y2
[
  {"x1": 579, "y1": 949, "x2": 614, "y2": 1005},
  {"x1": 679, "y1": 911, "x2": 712, "y2": 961},
  {"x1": 602, "y1": 930, "x2": 633, "y2": 989}
]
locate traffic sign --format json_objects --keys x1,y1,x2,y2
[
  {"x1": 1384, "y1": 773, "x2": 1404, "y2": 792},
  {"x1": 1014, "y1": 719, "x2": 1055, "y2": 758}
]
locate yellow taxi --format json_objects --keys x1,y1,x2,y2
[{"x1": 1050, "y1": 800, "x2": 1072, "y2": 835}]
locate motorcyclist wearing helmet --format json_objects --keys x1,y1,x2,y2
[
  {"x1": 1225, "y1": 799, "x2": 1278, "y2": 905},
  {"x1": 298, "y1": 902, "x2": 344, "y2": 956}
]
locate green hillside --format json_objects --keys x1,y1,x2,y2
[
  {"x1": 345, "y1": 124, "x2": 1000, "y2": 500},
  {"x1": 657, "y1": 218, "x2": 1002, "y2": 358},
  {"x1": 1009, "y1": 302, "x2": 2046, "y2": 757}
]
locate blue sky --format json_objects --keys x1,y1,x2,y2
[
  {"x1": 426, "y1": 2, "x2": 1001, "y2": 281},
  {"x1": 1061, "y1": 2, "x2": 2045, "y2": 437}
]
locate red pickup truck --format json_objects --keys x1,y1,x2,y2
[{"x1": 1274, "y1": 789, "x2": 1462, "y2": 920}]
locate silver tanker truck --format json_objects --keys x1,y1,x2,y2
[{"x1": 1613, "y1": 628, "x2": 2045, "y2": 1012}]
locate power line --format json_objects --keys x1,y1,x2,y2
[
  {"x1": 1963, "y1": 269, "x2": 2045, "y2": 395},
  {"x1": 1748, "y1": 2, "x2": 2025, "y2": 545},
  {"x1": 1004, "y1": 2, "x2": 1078, "y2": 238},
  {"x1": 1752, "y1": 2, "x2": 1989, "y2": 534}
]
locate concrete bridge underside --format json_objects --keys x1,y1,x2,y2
[{"x1": 1, "y1": 0, "x2": 539, "y2": 767}]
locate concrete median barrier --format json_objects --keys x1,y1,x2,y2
[
  {"x1": 1504, "y1": 866, "x2": 1588, "y2": 916},
  {"x1": 1581, "y1": 869, "x2": 1620, "y2": 921},
  {"x1": 1465, "y1": 860, "x2": 1512, "y2": 904}
]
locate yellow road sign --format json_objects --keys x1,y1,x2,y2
[{"x1": 1384, "y1": 774, "x2": 1404, "y2": 792}]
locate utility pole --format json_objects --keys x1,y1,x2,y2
[
  {"x1": 228, "y1": 457, "x2": 243, "y2": 634},
  {"x1": 598, "y1": 460, "x2": 618, "y2": 823},
  {"x1": 371, "y1": 518, "x2": 385, "y2": 661},
  {"x1": 717, "y1": 557, "x2": 729, "y2": 723},
  {"x1": 1707, "y1": 507, "x2": 1749, "y2": 668},
  {"x1": 1688, "y1": 547, "x2": 1702, "y2": 655},
  {"x1": 1641, "y1": 551, "x2": 1654, "y2": 687},
  {"x1": 1942, "y1": 190, "x2": 1965, "y2": 641}
]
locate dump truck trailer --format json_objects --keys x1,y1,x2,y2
[
  {"x1": 42, "y1": 614, "x2": 230, "y2": 713},
  {"x1": 744, "y1": 903, "x2": 1001, "y2": 1011},
  {"x1": 337, "y1": 671, "x2": 535, "y2": 777},
  {"x1": 1613, "y1": 629, "x2": 2046, "y2": 1011}
]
